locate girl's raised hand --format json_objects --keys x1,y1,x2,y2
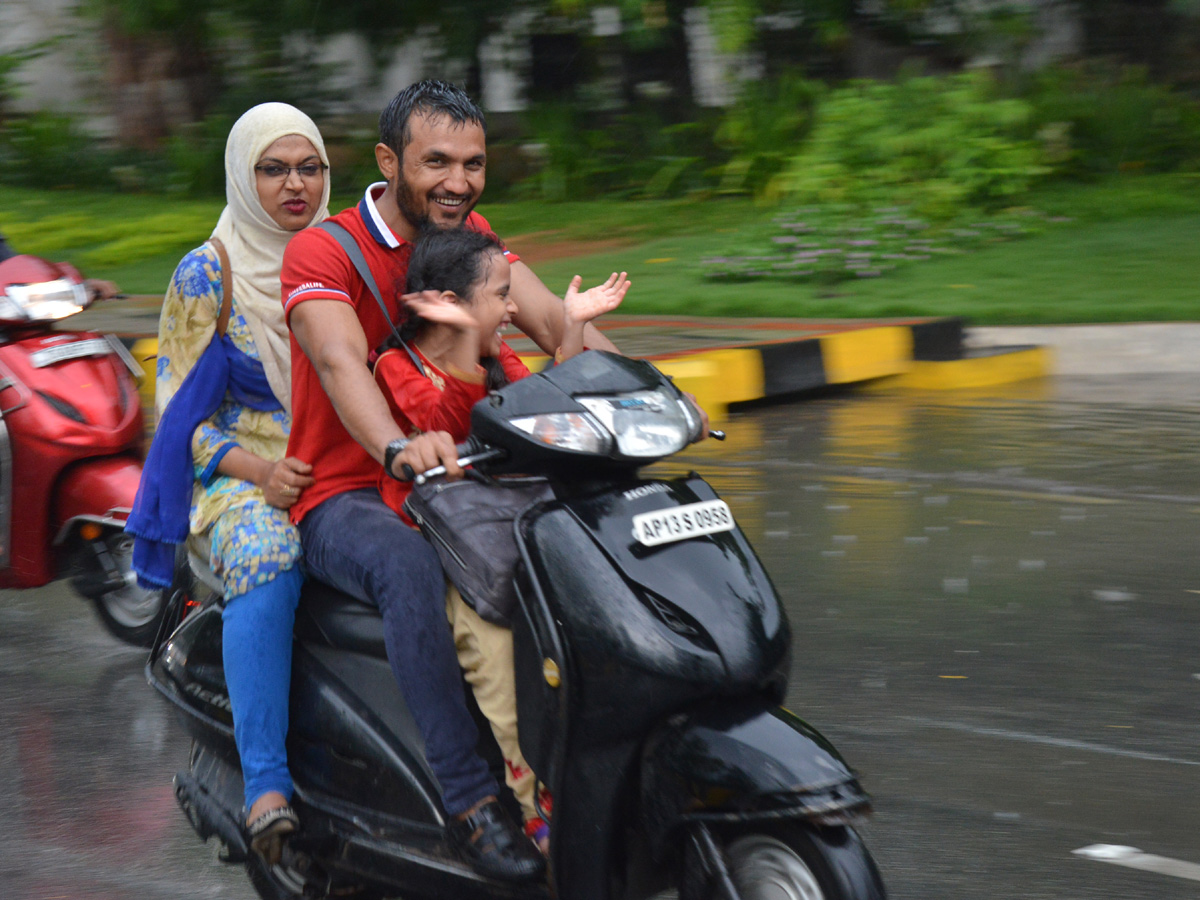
[
  {"x1": 563, "y1": 272, "x2": 630, "y2": 325},
  {"x1": 402, "y1": 290, "x2": 479, "y2": 334}
]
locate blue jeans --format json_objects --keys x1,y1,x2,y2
[
  {"x1": 222, "y1": 564, "x2": 303, "y2": 811},
  {"x1": 298, "y1": 488, "x2": 498, "y2": 816}
]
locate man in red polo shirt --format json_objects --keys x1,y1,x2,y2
[{"x1": 280, "y1": 81, "x2": 610, "y2": 881}]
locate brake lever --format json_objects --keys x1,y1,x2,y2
[{"x1": 709, "y1": 430, "x2": 727, "y2": 441}]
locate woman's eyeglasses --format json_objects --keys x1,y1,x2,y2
[{"x1": 254, "y1": 163, "x2": 328, "y2": 180}]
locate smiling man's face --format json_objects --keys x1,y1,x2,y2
[{"x1": 393, "y1": 111, "x2": 486, "y2": 234}]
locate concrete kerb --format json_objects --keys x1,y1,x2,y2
[{"x1": 966, "y1": 323, "x2": 1200, "y2": 377}]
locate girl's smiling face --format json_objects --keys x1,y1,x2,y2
[{"x1": 464, "y1": 250, "x2": 516, "y2": 358}]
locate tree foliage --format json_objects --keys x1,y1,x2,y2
[{"x1": 768, "y1": 72, "x2": 1049, "y2": 216}]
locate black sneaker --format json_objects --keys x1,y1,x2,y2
[{"x1": 448, "y1": 798, "x2": 546, "y2": 882}]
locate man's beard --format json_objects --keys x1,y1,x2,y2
[{"x1": 394, "y1": 176, "x2": 476, "y2": 233}]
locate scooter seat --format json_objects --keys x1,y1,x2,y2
[{"x1": 295, "y1": 580, "x2": 388, "y2": 659}]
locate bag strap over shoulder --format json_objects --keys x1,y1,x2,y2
[
  {"x1": 207, "y1": 237, "x2": 233, "y2": 337},
  {"x1": 316, "y1": 221, "x2": 426, "y2": 375}
]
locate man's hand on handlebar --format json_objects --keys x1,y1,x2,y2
[{"x1": 389, "y1": 432, "x2": 464, "y2": 482}]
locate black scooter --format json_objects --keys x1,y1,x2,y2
[{"x1": 147, "y1": 350, "x2": 886, "y2": 900}]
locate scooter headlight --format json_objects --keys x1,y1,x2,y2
[
  {"x1": 4, "y1": 279, "x2": 89, "y2": 322},
  {"x1": 578, "y1": 388, "x2": 692, "y2": 458},
  {"x1": 510, "y1": 412, "x2": 614, "y2": 454}
]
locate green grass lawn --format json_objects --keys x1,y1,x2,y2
[
  {"x1": 529, "y1": 210, "x2": 1200, "y2": 323},
  {"x1": 1, "y1": 175, "x2": 1197, "y2": 324}
]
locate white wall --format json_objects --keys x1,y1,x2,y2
[{"x1": 0, "y1": 0, "x2": 98, "y2": 116}]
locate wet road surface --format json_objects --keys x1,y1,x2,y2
[{"x1": 4, "y1": 373, "x2": 1200, "y2": 898}]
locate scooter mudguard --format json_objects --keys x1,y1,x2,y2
[
  {"x1": 639, "y1": 698, "x2": 872, "y2": 859},
  {"x1": 53, "y1": 454, "x2": 142, "y2": 534}
]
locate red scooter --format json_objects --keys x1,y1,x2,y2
[{"x1": 0, "y1": 253, "x2": 164, "y2": 645}]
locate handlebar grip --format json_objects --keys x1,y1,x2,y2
[{"x1": 414, "y1": 443, "x2": 505, "y2": 486}]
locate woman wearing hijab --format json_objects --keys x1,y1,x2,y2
[{"x1": 128, "y1": 102, "x2": 329, "y2": 863}]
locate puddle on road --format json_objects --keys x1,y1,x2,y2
[{"x1": 666, "y1": 374, "x2": 1200, "y2": 851}]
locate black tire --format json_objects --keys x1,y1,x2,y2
[
  {"x1": 246, "y1": 853, "x2": 310, "y2": 900},
  {"x1": 90, "y1": 532, "x2": 167, "y2": 647},
  {"x1": 246, "y1": 853, "x2": 385, "y2": 900},
  {"x1": 723, "y1": 825, "x2": 886, "y2": 900}
]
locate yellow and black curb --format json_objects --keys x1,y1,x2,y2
[
  {"x1": 521, "y1": 316, "x2": 1051, "y2": 419},
  {"x1": 117, "y1": 315, "x2": 1049, "y2": 423}
]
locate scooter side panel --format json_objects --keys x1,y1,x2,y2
[
  {"x1": 155, "y1": 604, "x2": 448, "y2": 827},
  {"x1": 290, "y1": 644, "x2": 446, "y2": 827}
]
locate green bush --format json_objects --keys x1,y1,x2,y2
[
  {"x1": 768, "y1": 72, "x2": 1049, "y2": 218},
  {"x1": 1023, "y1": 63, "x2": 1200, "y2": 177},
  {"x1": 0, "y1": 113, "x2": 121, "y2": 189},
  {"x1": 165, "y1": 115, "x2": 232, "y2": 196},
  {"x1": 515, "y1": 101, "x2": 723, "y2": 201}
]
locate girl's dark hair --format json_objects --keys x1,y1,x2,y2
[{"x1": 391, "y1": 227, "x2": 509, "y2": 389}]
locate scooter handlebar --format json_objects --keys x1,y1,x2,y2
[
  {"x1": 407, "y1": 426, "x2": 724, "y2": 484},
  {"x1": 413, "y1": 438, "x2": 506, "y2": 486}
]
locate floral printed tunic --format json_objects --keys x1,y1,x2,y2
[{"x1": 156, "y1": 244, "x2": 301, "y2": 598}]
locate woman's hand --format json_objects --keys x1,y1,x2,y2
[
  {"x1": 261, "y1": 457, "x2": 315, "y2": 509},
  {"x1": 563, "y1": 272, "x2": 629, "y2": 326}
]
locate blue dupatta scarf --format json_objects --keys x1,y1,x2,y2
[{"x1": 125, "y1": 333, "x2": 281, "y2": 588}]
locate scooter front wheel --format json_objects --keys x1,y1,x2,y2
[
  {"x1": 91, "y1": 532, "x2": 166, "y2": 647},
  {"x1": 723, "y1": 826, "x2": 886, "y2": 900}
]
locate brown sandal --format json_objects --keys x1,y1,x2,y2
[{"x1": 247, "y1": 805, "x2": 299, "y2": 867}]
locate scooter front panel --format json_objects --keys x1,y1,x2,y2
[
  {"x1": 535, "y1": 476, "x2": 790, "y2": 696},
  {"x1": 522, "y1": 504, "x2": 724, "y2": 742}
]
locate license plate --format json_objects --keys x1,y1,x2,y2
[
  {"x1": 29, "y1": 338, "x2": 113, "y2": 368},
  {"x1": 632, "y1": 499, "x2": 735, "y2": 547}
]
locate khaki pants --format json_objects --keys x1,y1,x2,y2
[{"x1": 445, "y1": 584, "x2": 546, "y2": 824}]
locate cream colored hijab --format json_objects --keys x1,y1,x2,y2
[{"x1": 211, "y1": 102, "x2": 329, "y2": 415}]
